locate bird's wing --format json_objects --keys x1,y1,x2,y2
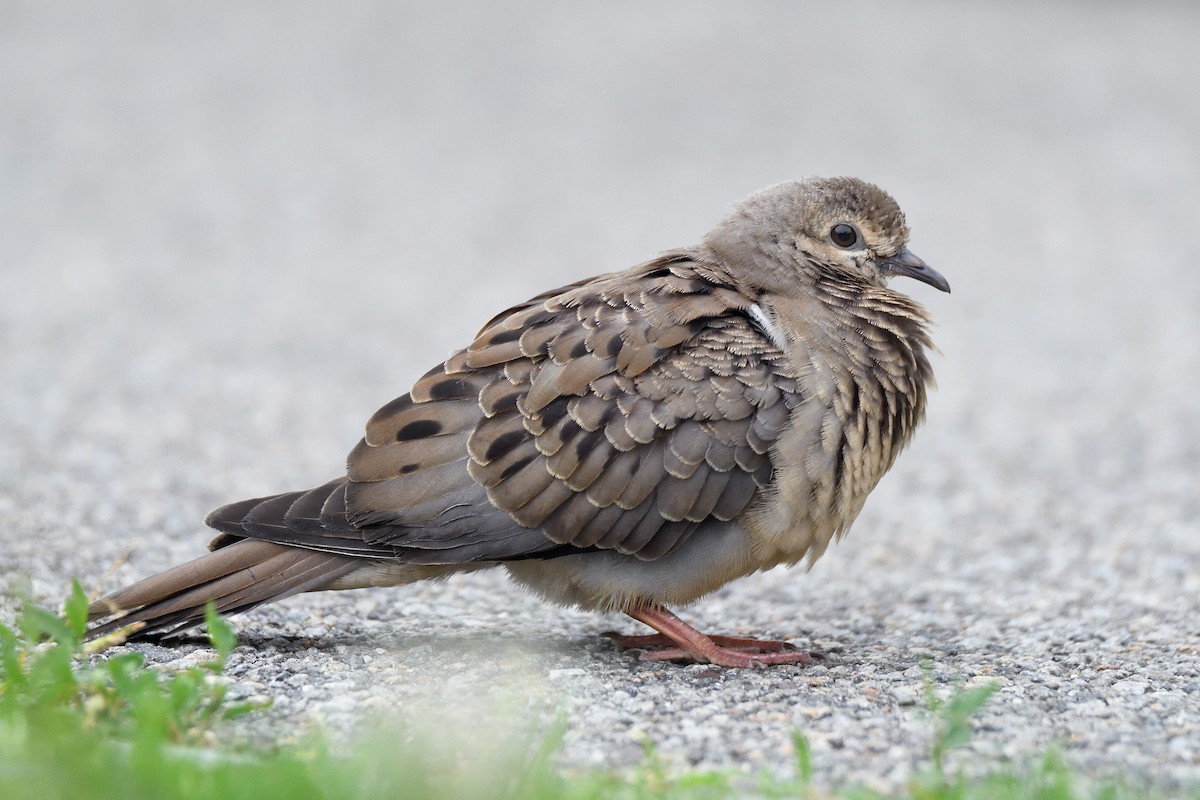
[{"x1": 208, "y1": 251, "x2": 802, "y2": 563}]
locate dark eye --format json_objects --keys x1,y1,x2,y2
[{"x1": 830, "y1": 223, "x2": 859, "y2": 249}]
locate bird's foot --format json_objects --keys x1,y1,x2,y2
[
  {"x1": 604, "y1": 630, "x2": 801, "y2": 653},
  {"x1": 610, "y1": 606, "x2": 821, "y2": 668},
  {"x1": 634, "y1": 646, "x2": 819, "y2": 667}
]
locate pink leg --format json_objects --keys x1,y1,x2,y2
[{"x1": 611, "y1": 606, "x2": 819, "y2": 668}]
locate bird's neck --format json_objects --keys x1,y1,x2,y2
[
  {"x1": 758, "y1": 282, "x2": 936, "y2": 454},
  {"x1": 759, "y1": 279, "x2": 934, "y2": 364}
]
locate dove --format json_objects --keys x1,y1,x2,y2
[{"x1": 85, "y1": 176, "x2": 949, "y2": 668}]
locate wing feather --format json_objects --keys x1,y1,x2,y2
[{"x1": 207, "y1": 251, "x2": 800, "y2": 566}]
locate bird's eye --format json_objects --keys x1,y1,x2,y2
[{"x1": 830, "y1": 223, "x2": 859, "y2": 249}]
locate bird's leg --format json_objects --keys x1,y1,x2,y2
[{"x1": 611, "y1": 606, "x2": 818, "y2": 668}]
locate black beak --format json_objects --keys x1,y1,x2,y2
[{"x1": 879, "y1": 248, "x2": 951, "y2": 293}]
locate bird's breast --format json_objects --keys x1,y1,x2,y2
[{"x1": 739, "y1": 291, "x2": 931, "y2": 570}]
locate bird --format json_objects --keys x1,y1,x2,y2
[{"x1": 84, "y1": 176, "x2": 949, "y2": 668}]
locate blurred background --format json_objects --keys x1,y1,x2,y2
[{"x1": 2, "y1": 0, "x2": 1198, "y2": 790}]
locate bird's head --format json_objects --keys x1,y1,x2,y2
[{"x1": 703, "y1": 176, "x2": 951, "y2": 295}]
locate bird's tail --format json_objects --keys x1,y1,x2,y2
[{"x1": 85, "y1": 539, "x2": 361, "y2": 641}]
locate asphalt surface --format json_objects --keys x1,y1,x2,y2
[{"x1": 2, "y1": 1, "x2": 1199, "y2": 793}]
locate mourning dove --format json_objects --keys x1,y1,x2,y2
[{"x1": 85, "y1": 176, "x2": 949, "y2": 668}]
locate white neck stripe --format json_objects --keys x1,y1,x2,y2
[{"x1": 748, "y1": 303, "x2": 788, "y2": 350}]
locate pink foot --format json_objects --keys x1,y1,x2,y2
[{"x1": 608, "y1": 607, "x2": 822, "y2": 668}]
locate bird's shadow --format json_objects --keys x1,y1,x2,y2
[{"x1": 211, "y1": 627, "x2": 592, "y2": 663}]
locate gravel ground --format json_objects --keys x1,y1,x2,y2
[{"x1": 2, "y1": 1, "x2": 1199, "y2": 794}]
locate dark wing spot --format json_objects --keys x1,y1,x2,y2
[
  {"x1": 400, "y1": 463, "x2": 420, "y2": 474},
  {"x1": 574, "y1": 429, "x2": 604, "y2": 459},
  {"x1": 644, "y1": 267, "x2": 672, "y2": 279},
  {"x1": 599, "y1": 333, "x2": 623, "y2": 359},
  {"x1": 485, "y1": 429, "x2": 527, "y2": 462},
  {"x1": 396, "y1": 419, "x2": 443, "y2": 441},
  {"x1": 570, "y1": 339, "x2": 590, "y2": 359},
  {"x1": 486, "y1": 388, "x2": 521, "y2": 415},
  {"x1": 499, "y1": 453, "x2": 537, "y2": 481},
  {"x1": 524, "y1": 309, "x2": 558, "y2": 326},
  {"x1": 539, "y1": 396, "x2": 571, "y2": 429},
  {"x1": 429, "y1": 377, "x2": 473, "y2": 400},
  {"x1": 560, "y1": 418, "x2": 582, "y2": 441},
  {"x1": 488, "y1": 328, "x2": 523, "y2": 345}
]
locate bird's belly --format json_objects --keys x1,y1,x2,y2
[
  {"x1": 741, "y1": 379, "x2": 883, "y2": 568},
  {"x1": 745, "y1": 412, "x2": 889, "y2": 569},
  {"x1": 504, "y1": 520, "x2": 755, "y2": 612}
]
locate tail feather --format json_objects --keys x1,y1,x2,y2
[{"x1": 86, "y1": 539, "x2": 361, "y2": 641}]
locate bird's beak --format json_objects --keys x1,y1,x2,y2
[{"x1": 879, "y1": 248, "x2": 951, "y2": 293}]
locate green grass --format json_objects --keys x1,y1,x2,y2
[{"x1": 0, "y1": 584, "x2": 1189, "y2": 800}]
